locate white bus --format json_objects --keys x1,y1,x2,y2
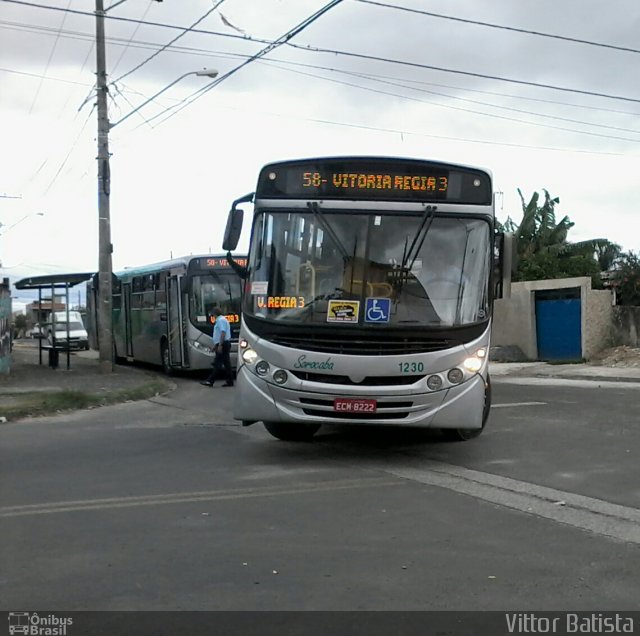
[
  {"x1": 87, "y1": 254, "x2": 246, "y2": 374},
  {"x1": 223, "y1": 157, "x2": 512, "y2": 441}
]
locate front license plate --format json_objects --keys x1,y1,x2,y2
[{"x1": 333, "y1": 398, "x2": 377, "y2": 413}]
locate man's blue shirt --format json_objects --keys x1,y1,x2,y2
[{"x1": 212, "y1": 314, "x2": 231, "y2": 345}]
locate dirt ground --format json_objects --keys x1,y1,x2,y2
[{"x1": 589, "y1": 345, "x2": 640, "y2": 368}]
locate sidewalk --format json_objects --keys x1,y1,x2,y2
[
  {"x1": 0, "y1": 340, "x2": 175, "y2": 421},
  {"x1": 489, "y1": 360, "x2": 640, "y2": 383}
]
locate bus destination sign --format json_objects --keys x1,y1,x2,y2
[
  {"x1": 301, "y1": 171, "x2": 448, "y2": 194},
  {"x1": 257, "y1": 158, "x2": 491, "y2": 204},
  {"x1": 200, "y1": 257, "x2": 247, "y2": 269}
]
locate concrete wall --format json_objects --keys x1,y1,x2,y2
[
  {"x1": 0, "y1": 278, "x2": 11, "y2": 375},
  {"x1": 612, "y1": 306, "x2": 640, "y2": 347},
  {"x1": 493, "y1": 277, "x2": 615, "y2": 361},
  {"x1": 583, "y1": 287, "x2": 614, "y2": 359}
]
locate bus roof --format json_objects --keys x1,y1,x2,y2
[{"x1": 115, "y1": 254, "x2": 246, "y2": 278}]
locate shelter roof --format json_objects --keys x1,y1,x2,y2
[{"x1": 14, "y1": 272, "x2": 94, "y2": 290}]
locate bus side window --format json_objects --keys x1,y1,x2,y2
[
  {"x1": 132, "y1": 276, "x2": 143, "y2": 310},
  {"x1": 142, "y1": 274, "x2": 155, "y2": 309},
  {"x1": 155, "y1": 273, "x2": 167, "y2": 309}
]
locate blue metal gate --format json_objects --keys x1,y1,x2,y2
[{"x1": 535, "y1": 289, "x2": 582, "y2": 361}]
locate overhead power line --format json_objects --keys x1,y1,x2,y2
[
  {"x1": 263, "y1": 61, "x2": 640, "y2": 144},
  {"x1": 110, "y1": 0, "x2": 227, "y2": 86},
  {"x1": 148, "y1": 0, "x2": 345, "y2": 128},
  {"x1": 27, "y1": 0, "x2": 71, "y2": 114},
  {"x1": 3, "y1": 19, "x2": 639, "y2": 119},
  {"x1": 6, "y1": 0, "x2": 640, "y2": 105},
  {"x1": 355, "y1": 0, "x2": 640, "y2": 55},
  {"x1": 2, "y1": 0, "x2": 265, "y2": 45},
  {"x1": 285, "y1": 41, "x2": 640, "y2": 105}
]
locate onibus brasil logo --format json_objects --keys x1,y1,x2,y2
[{"x1": 8, "y1": 613, "x2": 73, "y2": 635}]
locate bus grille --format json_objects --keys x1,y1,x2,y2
[
  {"x1": 299, "y1": 398, "x2": 412, "y2": 420},
  {"x1": 269, "y1": 334, "x2": 454, "y2": 355},
  {"x1": 290, "y1": 371, "x2": 424, "y2": 386}
]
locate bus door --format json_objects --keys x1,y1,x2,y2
[
  {"x1": 122, "y1": 282, "x2": 134, "y2": 358},
  {"x1": 167, "y1": 275, "x2": 185, "y2": 367}
]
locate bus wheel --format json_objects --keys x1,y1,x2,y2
[
  {"x1": 442, "y1": 374, "x2": 491, "y2": 442},
  {"x1": 161, "y1": 341, "x2": 174, "y2": 376},
  {"x1": 263, "y1": 421, "x2": 320, "y2": 442}
]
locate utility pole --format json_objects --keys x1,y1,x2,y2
[{"x1": 95, "y1": 0, "x2": 113, "y2": 372}]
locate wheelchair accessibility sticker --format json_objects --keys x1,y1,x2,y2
[{"x1": 365, "y1": 298, "x2": 391, "y2": 323}]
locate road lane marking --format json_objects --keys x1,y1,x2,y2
[
  {"x1": 373, "y1": 459, "x2": 640, "y2": 545},
  {"x1": 492, "y1": 402, "x2": 546, "y2": 408},
  {"x1": 0, "y1": 477, "x2": 402, "y2": 519}
]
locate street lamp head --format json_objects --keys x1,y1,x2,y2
[{"x1": 195, "y1": 68, "x2": 219, "y2": 78}]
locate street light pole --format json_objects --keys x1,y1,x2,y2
[
  {"x1": 109, "y1": 68, "x2": 218, "y2": 129},
  {"x1": 95, "y1": 0, "x2": 113, "y2": 373}
]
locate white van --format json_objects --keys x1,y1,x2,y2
[{"x1": 47, "y1": 311, "x2": 89, "y2": 350}]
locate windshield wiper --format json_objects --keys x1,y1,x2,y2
[
  {"x1": 404, "y1": 204, "x2": 438, "y2": 271},
  {"x1": 395, "y1": 204, "x2": 437, "y2": 291},
  {"x1": 307, "y1": 202, "x2": 350, "y2": 261}
]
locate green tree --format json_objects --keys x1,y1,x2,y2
[
  {"x1": 610, "y1": 251, "x2": 640, "y2": 306},
  {"x1": 499, "y1": 189, "x2": 621, "y2": 283}
]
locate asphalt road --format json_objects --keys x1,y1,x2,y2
[{"x1": 1, "y1": 372, "x2": 639, "y2": 612}]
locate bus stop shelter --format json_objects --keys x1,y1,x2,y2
[{"x1": 14, "y1": 272, "x2": 94, "y2": 369}]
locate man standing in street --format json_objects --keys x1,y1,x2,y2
[{"x1": 200, "y1": 307, "x2": 234, "y2": 387}]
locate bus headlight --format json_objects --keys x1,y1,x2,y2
[
  {"x1": 255, "y1": 360, "x2": 270, "y2": 376},
  {"x1": 447, "y1": 368, "x2": 464, "y2": 384},
  {"x1": 463, "y1": 357, "x2": 482, "y2": 372},
  {"x1": 241, "y1": 348, "x2": 258, "y2": 364},
  {"x1": 426, "y1": 375, "x2": 443, "y2": 391},
  {"x1": 273, "y1": 369, "x2": 288, "y2": 384},
  {"x1": 239, "y1": 338, "x2": 249, "y2": 349}
]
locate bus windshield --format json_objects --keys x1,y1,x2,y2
[
  {"x1": 189, "y1": 272, "x2": 243, "y2": 333},
  {"x1": 244, "y1": 209, "x2": 490, "y2": 328}
]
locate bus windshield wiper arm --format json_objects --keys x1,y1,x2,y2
[
  {"x1": 396, "y1": 204, "x2": 437, "y2": 293},
  {"x1": 402, "y1": 204, "x2": 437, "y2": 272},
  {"x1": 307, "y1": 202, "x2": 349, "y2": 261}
]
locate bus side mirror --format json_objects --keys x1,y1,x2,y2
[
  {"x1": 222, "y1": 208, "x2": 243, "y2": 251},
  {"x1": 222, "y1": 192, "x2": 253, "y2": 251}
]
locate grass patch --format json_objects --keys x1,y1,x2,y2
[{"x1": 0, "y1": 380, "x2": 169, "y2": 422}]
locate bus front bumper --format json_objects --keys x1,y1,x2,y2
[{"x1": 234, "y1": 366, "x2": 485, "y2": 429}]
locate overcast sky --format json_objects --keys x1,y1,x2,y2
[{"x1": 1, "y1": 0, "x2": 639, "y2": 300}]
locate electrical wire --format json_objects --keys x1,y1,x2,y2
[
  {"x1": 27, "y1": 0, "x2": 72, "y2": 114},
  {"x1": 110, "y1": 0, "x2": 227, "y2": 86},
  {"x1": 6, "y1": 0, "x2": 640, "y2": 105},
  {"x1": 109, "y1": 0, "x2": 153, "y2": 76},
  {"x1": 43, "y1": 103, "x2": 96, "y2": 195},
  {"x1": 284, "y1": 41, "x2": 640, "y2": 105},
  {"x1": 312, "y1": 65, "x2": 640, "y2": 135},
  {"x1": 3, "y1": 18, "x2": 639, "y2": 118},
  {"x1": 354, "y1": 0, "x2": 640, "y2": 55},
  {"x1": 261, "y1": 61, "x2": 640, "y2": 143},
  {"x1": 148, "y1": 0, "x2": 345, "y2": 128}
]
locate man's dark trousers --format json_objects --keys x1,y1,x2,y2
[{"x1": 206, "y1": 341, "x2": 233, "y2": 385}]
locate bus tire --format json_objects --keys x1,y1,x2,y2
[
  {"x1": 161, "y1": 340, "x2": 174, "y2": 376},
  {"x1": 263, "y1": 421, "x2": 321, "y2": 442},
  {"x1": 442, "y1": 374, "x2": 491, "y2": 442}
]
